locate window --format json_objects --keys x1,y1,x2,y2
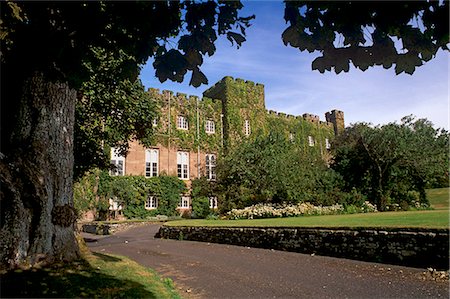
[
  {"x1": 308, "y1": 136, "x2": 315, "y2": 147},
  {"x1": 179, "y1": 196, "x2": 190, "y2": 209},
  {"x1": 325, "y1": 138, "x2": 331, "y2": 149},
  {"x1": 110, "y1": 148, "x2": 125, "y2": 176},
  {"x1": 206, "y1": 154, "x2": 216, "y2": 180},
  {"x1": 145, "y1": 195, "x2": 158, "y2": 209},
  {"x1": 109, "y1": 197, "x2": 123, "y2": 211},
  {"x1": 209, "y1": 196, "x2": 218, "y2": 209},
  {"x1": 177, "y1": 115, "x2": 188, "y2": 130},
  {"x1": 177, "y1": 151, "x2": 189, "y2": 180},
  {"x1": 145, "y1": 149, "x2": 159, "y2": 177},
  {"x1": 244, "y1": 119, "x2": 250, "y2": 136},
  {"x1": 205, "y1": 120, "x2": 215, "y2": 134}
]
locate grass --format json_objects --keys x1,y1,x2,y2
[
  {"x1": 167, "y1": 209, "x2": 449, "y2": 229},
  {"x1": 0, "y1": 236, "x2": 181, "y2": 298},
  {"x1": 427, "y1": 187, "x2": 449, "y2": 210},
  {"x1": 167, "y1": 188, "x2": 449, "y2": 229}
]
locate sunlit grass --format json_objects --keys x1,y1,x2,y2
[
  {"x1": 1, "y1": 236, "x2": 180, "y2": 298},
  {"x1": 427, "y1": 187, "x2": 449, "y2": 210},
  {"x1": 167, "y1": 188, "x2": 449, "y2": 229},
  {"x1": 168, "y1": 209, "x2": 449, "y2": 229}
]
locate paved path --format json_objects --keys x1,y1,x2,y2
[{"x1": 85, "y1": 224, "x2": 448, "y2": 298}]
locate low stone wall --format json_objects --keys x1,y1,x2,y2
[{"x1": 157, "y1": 226, "x2": 449, "y2": 269}]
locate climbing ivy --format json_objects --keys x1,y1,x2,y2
[
  {"x1": 73, "y1": 171, "x2": 187, "y2": 219},
  {"x1": 149, "y1": 90, "x2": 223, "y2": 153},
  {"x1": 146, "y1": 76, "x2": 335, "y2": 161}
]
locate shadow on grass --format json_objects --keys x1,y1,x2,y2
[
  {"x1": 1, "y1": 258, "x2": 157, "y2": 298},
  {"x1": 92, "y1": 252, "x2": 122, "y2": 262}
]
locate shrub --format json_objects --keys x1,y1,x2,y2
[
  {"x1": 192, "y1": 196, "x2": 210, "y2": 219},
  {"x1": 227, "y1": 202, "x2": 348, "y2": 220},
  {"x1": 74, "y1": 170, "x2": 187, "y2": 219},
  {"x1": 156, "y1": 176, "x2": 187, "y2": 217},
  {"x1": 73, "y1": 169, "x2": 112, "y2": 220},
  {"x1": 344, "y1": 205, "x2": 359, "y2": 214}
]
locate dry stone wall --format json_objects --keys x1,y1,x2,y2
[{"x1": 157, "y1": 226, "x2": 449, "y2": 269}]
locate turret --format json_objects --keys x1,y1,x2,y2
[{"x1": 325, "y1": 110, "x2": 345, "y2": 135}]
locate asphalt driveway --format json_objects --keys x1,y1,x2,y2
[{"x1": 85, "y1": 224, "x2": 448, "y2": 298}]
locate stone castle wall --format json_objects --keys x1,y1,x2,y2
[{"x1": 121, "y1": 76, "x2": 344, "y2": 181}]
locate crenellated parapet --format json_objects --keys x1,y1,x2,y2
[{"x1": 266, "y1": 109, "x2": 332, "y2": 128}]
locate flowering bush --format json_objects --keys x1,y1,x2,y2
[
  {"x1": 361, "y1": 201, "x2": 377, "y2": 213},
  {"x1": 227, "y1": 202, "x2": 333, "y2": 220},
  {"x1": 227, "y1": 201, "x2": 378, "y2": 220}
]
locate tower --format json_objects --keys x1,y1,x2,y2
[
  {"x1": 325, "y1": 110, "x2": 345, "y2": 135},
  {"x1": 203, "y1": 76, "x2": 266, "y2": 151}
]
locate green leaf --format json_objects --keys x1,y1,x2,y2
[
  {"x1": 226, "y1": 32, "x2": 246, "y2": 48},
  {"x1": 189, "y1": 67, "x2": 208, "y2": 87}
]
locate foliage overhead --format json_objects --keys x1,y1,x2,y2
[
  {"x1": 74, "y1": 47, "x2": 157, "y2": 179},
  {"x1": 1, "y1": 1, "x2": 253, "y2": 176},
  {"x1": 282, "y1": 1, "x2": 449, "y2": 74},
  {"x1": 1, "y1": 1, "x2": 253, "y2": 88},
  {"x1": 332, "y1": 116, "x2": 449, "y2": 211}
]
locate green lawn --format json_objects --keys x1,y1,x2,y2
[
  {"x1": 1, "y1": 236, "x2": 181, "y2": 298},
  {"x1": 168, "y1": 210, "x2": 449, "y2": 229},
  {"x1": 427, "y1": 187, "x2": 449, "y2": 210},
  {"x1": 167, "y1": 188, "x2": 449, "y2": 229}
]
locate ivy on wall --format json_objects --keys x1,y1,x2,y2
[
  {"x1": 147, "y1": 77, "x2": 336, "y2": 162},
  {"x1": 149, "y1": 90, "x2": 223, "y2": 154},
  {"x1": 74, "y1": 170, "x2": 187, "y2": 219}
]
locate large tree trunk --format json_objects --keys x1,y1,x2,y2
[{"x1": 0, "y1": 72, "x2": 79, "y2": 270}]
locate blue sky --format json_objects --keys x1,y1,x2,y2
[{"x1": 140, "y1": 1, "x2": 449, "y2": 130}]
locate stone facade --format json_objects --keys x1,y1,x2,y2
[{"x1": 157, "y1": 226, "x2": 450, "y2": 269}]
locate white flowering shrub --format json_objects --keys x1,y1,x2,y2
[
  {"x1": 227, "y1": 202, "x2": 350, "y2": 220},
  {"x1": 361, "y1": 201, "x2": 378, "y2": 213}
]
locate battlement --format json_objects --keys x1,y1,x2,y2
[
  {"x1": 325, "y1": 109, "x2": 345, "y2": 135},
  {"x1": 326, "y1": 109, "x2": 344, "y2": 119},
  {"x1": 266, "y1": 109, "x2": 333, "y2": 126},
  {"x1": 203, "y1": 76, "x2": 264, "y2": 100},
  {"x1": 147, "y1": 76, "x2": 343, "y2": 136},
  {"x1": 147, "y1": 88, "x2": 206, "y2": 106},
  {"x1": 303, "y1": 113, "x2": 320, "y2": 123}
]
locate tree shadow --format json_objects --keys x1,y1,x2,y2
[
  {"x1": 1, "y1": 258, "x2": 158, "y2": 298},
  {"x1": 92, "y1": 252, "x2": 122, "y2": 262}
]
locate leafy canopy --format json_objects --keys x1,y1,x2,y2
[
  {"x1": 1, "y1": 1, "x2": 253, "y2": 87},
  {"x1": 282, "y1": 1, "x2": 449, "y2": 74},
  {"x1": 216, "y1": 129, "x2": 342, "y2": 212},
  {"x1": 1, "y1": 1, "x2": 253, "y2": 176},
  {"x1": 332, "y1": 116, "x2": 449, "y2": 211}
]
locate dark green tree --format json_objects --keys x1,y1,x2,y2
[
  {"x1": 332, "y1": 116, "x2": 449, "y2": 211},
  {"x1": 0, "y1": 1, "x2": 252, "y2": 269},
  {"x1": 282, "y1": 1, "x2": 449, "y2": 74},
  {"x1": 75, "y1": 47, "x2": 157, "y2": 180},
  {"x1": 216, "y1": 130, "x2": 338, "y2": 212},
  {"x1": 191, "y1": 177, "x2": 216, "y2": 218}
]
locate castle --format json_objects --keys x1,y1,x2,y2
[{"x1": 110, "y1": 76, "x2": 344, "y2": 212}]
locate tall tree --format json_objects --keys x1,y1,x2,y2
[
  {"x1": 0, "y1": 1, "x2": 252, "y2": 269},
  {"x1": 282, "y1": 1, "x2": 449, "y2": 74},
  {"x1": 216, "y1": 130, "x2": 337, "y2": 212},
  {"x1": 332, "y1": 117, "x2": 449, "y2": 211}
]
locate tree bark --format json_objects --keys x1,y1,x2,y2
[{"x1": 0, "y1": 72, "x2": 79, "y2": 269}]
